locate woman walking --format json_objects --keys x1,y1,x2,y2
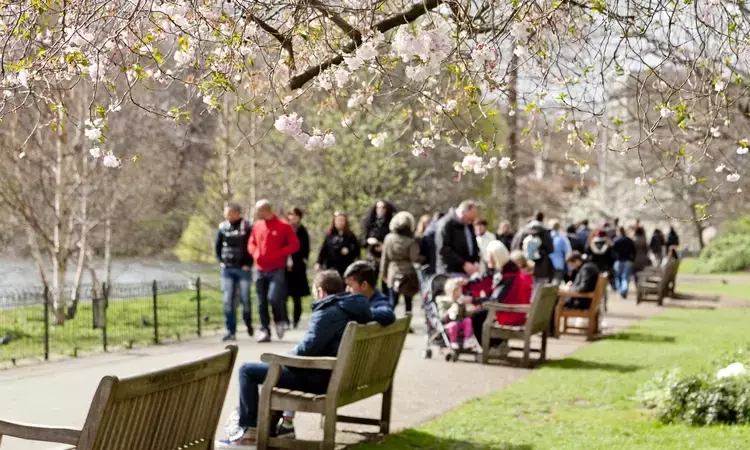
[
  {"x1": 285, "y1": 207, "x2": 311, "y2": 329},
  {"x1": 316, "y1": 212, "x2": 360, "y2": 277},
  {"x1": 632, "y1": 226, "x2": 651, "y2": 282},
  {"x1": 381, "y1": 211, "x2": 421, "y2": 316},
  {"x1": 361, "y1": 200, "x2": 397, "y2": 291}
]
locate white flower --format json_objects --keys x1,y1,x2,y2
[
  {"x1": 715, "y1": 164, "x2": 725, "y2": 172},
  {"x1": 322, "y1": 133, "x2": 336, "y2": 147},
  {"x1": 368, "y1": 132, "x2": 388, "y2": 148},
  {"x1": 498, "y1": 157, "x2": 512, "y2": 169},
  {"x1": 102, "y1": 153, "x2": 120, "y2": 168},
  {"x1": 420, "y1": 137, "x2": 435, "y2": 149},
  {"x1": 274, "y1": 113, "x2": 304, "y2": 136},
  {"x1": 510, "y1": 22, "x2": 530, "y2": 42},
  {"x1": 509, "y1": 109, "x2": 516, "y2": 117},
  {"x1": 714, "y1": 80, "x2": 726, "y2": 92},
  {"x1": 461, "y1": 154, "x2": 485, "y2": 174},
  {"x1": 333, "y1": 69, "x2": 351, "y2": 87},
  {"x1": 513, "y1": 45, "x2": 527, "y2": 58},
  {"x1": 317, "y1": 72, "x2": 333, "y2": 91},
  {"x1": 344, "y1": 55, "x2": 365, "y2": 71},
  {"x1": 16, "y1": 69, "x2": 29, "y2": 88},
  {"x1": 3, "y1": 89, "x2": 12, "y2": 99},
  {"x1": 89, "y1": 147, "x2": 102, "y2": 158},
  {"x1": 305, "y1": 134, "x2": 325, "y2": 150},
  {"x1": 660, "y1": 107, "x2": 676, "y2": 119},
  {"x1": 717, "y1": 362, "x2": 746, "y2": 379},
  {"x1": 85, "y1": 127, "x2": 102, "y2": 141},
  {"x1": 579, "y1": 164, "x2": 591, "y2": 174},
  {"x1": 356, "y1": 41, "x2": 378, "y2": 61},
  {"x1": 725, "y1": 118, "x2": 731, "y2": 126},
  {"x1": 107, "y1": 103, "x2": 122, "y2": 113},
  {"x1": 341, "y1": 115, "x2": 353, "y2": 128},
  {"x1": 738, "y1": 188, "x2": 743, "y2": 193},
  {"x1": 710, "y1": 127, "x2": 721, "y2": 138},
  {"x1": 18, "y1": 152, "x2": 25, "y2": 159},
  {"x1": 347, "y1": 91, "x2": 369, "y2": 109},
  {"x1": 412, "y1": 147, "x2": 427, "y2": 157},
  {"x1": 471, "y1": 43, "x2": 496, "y2": 69},
  {"x1": 460, "y1": 145, "x2": 474, "y2": 154},
  {"x1": 727, "y1": 173, "x2": 741, "y2": 183},
  {"x1": 634, "y1": 177, "x2": 647, "y2": 186},
  {"x1": 689, "y1": 175, "x2": 697, "y2": 185},
  {"x1": 443, "y1": 99, "x2": 457, "y2": 113},
  {"x1": 737, "y1": 146, "x2": 749, "y2": 155}
]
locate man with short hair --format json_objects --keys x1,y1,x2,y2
[
  {"x1": 511, "y1": 211, "x2": 555, "y2": 285},
  {"x1": 215, "y1": 203, "x2": 253, "y2": 341},
  {"x1": 496, "y1": 220, "x2": 515, "y2": 252},
  {"x1": 561, "y1": 251, "x2": 601, "y2": 309},
  {"x1": 474, "y1": 218, "x2": 498, "y2": 266},
  {"x1": 577, "y1": 219, "x2": 590, "y2": 251},
  {"x1": 343, "y1": 261, "x2": 396, "y2": 327},
  {"x1": 217, "y1": 270, "x2": 374, "y2": 448},
  {"x1": 434, "y1": 200, "x2": 481, "y2": 276},
  {"x1": 248, "y1": 200, "x2": 300, "y2": 343}
]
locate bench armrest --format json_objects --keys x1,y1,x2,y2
[
  {"x1": 557, "y1": 290, "x2": 595, "y2": 299},
  {"x1": 483, "y1": 302, "x2": 531, "y2": 312},
  {"x1": 260, "y1": 353, "x2": 338, "y2": 370},
  {"x1": 0, "y1": 419, "x2": 80, "y2": 445}
]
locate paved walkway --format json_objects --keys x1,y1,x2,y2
[{"x1": 0, "y1": 298, "x2": 667, "y2": 449}]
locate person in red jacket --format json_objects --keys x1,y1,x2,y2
[{"x1": 248, "y1": 200, "x2": 300, "y2": 343}]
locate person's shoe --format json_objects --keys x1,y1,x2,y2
[
  {"x1": 275, "y1": 323, "x2": 286, "y2": 340},
  {"x1": 247, "y1": 326, "x2": 254, "y2": 338},
  {"x1": 449, "y1": 342, "x2": 460, "y2": 350},
  {"x1": 276, "y1": 419, "x2": 296, "y2": 439},
  {"x1": 408, "y1": 327, "x2": 415, "y2": 334},
  {"x1": 293, "y1": 321, "x2": 300, "y2": 329},
  {"x1": 222, "y1": 333, "x2": 237, "y2": 342},
  {"x1": 215, "y1": 428, "x2": 257, "y2": 448},
  {"x1": 257, "y1": 329, "x2": 271, "y2": 343}
]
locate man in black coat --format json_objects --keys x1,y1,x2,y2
[
  {"x1": 562, "y1": 251, "x2": 600, "y2": 309},
  {"x1": 435, "y1": 200, "x2": 481, "y2": 276},
  {"x1": 510, "y1": 211, "x2": 555, "y2": 284}
]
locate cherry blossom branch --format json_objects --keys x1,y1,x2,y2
[{"x1": 289, "y1": 0, "x2": 445, "y2": 90}]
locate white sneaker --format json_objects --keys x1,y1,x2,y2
[
  {"x1": 275, "y1": 323, "x2": 286, "y2": 340},
  {"x1": 256, "y1": 329, "x2": 271, "y2": 343}
]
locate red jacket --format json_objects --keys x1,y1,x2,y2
[
  {"x1": 492, "y1": 264, "x2": 533, "y2": 326},
  {"x1": 248, "y1": 216, "x2": 300, "y2": 272}
]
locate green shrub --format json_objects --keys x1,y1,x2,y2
[
  {"x1": 697, "y1": 216, "x2": 750, "y2": 273},
  {"x1": 638, "y1": 352, "x2": 750, "y2": 426}
]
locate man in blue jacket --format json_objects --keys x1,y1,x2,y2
[
  {"x1": 343, "y1": 261, "x2": 396, "y2": 327},
  {"x1": 218, "y1": 270, "x2": 373, "y2": 448}
]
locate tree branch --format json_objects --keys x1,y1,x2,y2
[
  {"x1": 308, "y1": 0, "x2": 362, "y2": 45},
  {"x1": 247, "y1": 13, "x2": 296, "y2": 70},
  {"x1": 289, "y1": 0, "x2": 444, "y2": 90}
]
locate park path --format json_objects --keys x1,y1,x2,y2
[{"x1": 0, "y1": 296, "x2": 686, "y2": 450}]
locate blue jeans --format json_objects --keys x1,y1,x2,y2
[
  {"x1": 238, "y1": 362, "x2": 330, "y2": 429},
  {"x1": 256, "y1": 269, "x2": 288, "y2": 331},
  {"x1": 221, "y1": 267, "x2": 253, "y2": 334},
  {"x1": 613, "y1": 260, "x2": 633, "y2": 298}
]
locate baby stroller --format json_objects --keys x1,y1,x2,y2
[{"x1": 421, "y1": 273, "x2": 481, "y2": 363}]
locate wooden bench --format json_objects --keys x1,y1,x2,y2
[
  {"x1": 636, "y1": 259, "x2": 679, "y2": 306},
  {"x1": 555, "y1": 273, "x2": 608, "y2": 340},
  {"x1": 0, "y1": 345, "x2": 238, "y2": 449},
  {"x1": 480, "y1": 284, "x2": 559, "y2": 367},
  {"x1": 257, "y1": 317, "x2": 411, "y2": 450}
]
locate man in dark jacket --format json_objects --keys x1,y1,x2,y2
[
  {"x1": 215, "y1": 203, "x2": 253, "y2": 342},
  {"x1": 612, "y1": 227, "x2": 636, "y2": 298},
  {"x1": 219, "y1": 270, "x2": 373, "y2": 447},
  {"x1": 496, "y1": 220, "x2": 515, "y2": 253},
  {"x1": 511, "y1": 212, "x2": 555, "y2": 284},
  {"x1": 435, "y1": 200, "x2": 481, "y2": 276},
  {"x1": 577, "y1": 219, "x2": 591, "y2": 251},
  {"x1": 566, "y1": 224, "x2": 585, "y2": 253},
  {"x1": 649, "y1": 228, "x2": 666, "y2": 266},
  {"x1": 343, "y1": 261, "x2": 396, "y2": 327},
  {"x1": 562, "y1": 251, "x2": 600, "y2": 309}
]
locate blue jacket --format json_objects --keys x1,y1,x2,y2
[
  {"x1": 290, "y1": 293, "x2": 373, "y2": 358},
  {"x1": 550, "y1": 231, "x2": 572, "y2": 272},
  {"x1": 369, "y1": 289, "x2": 396, "y2": 326}
]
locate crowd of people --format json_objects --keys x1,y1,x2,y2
[{"x1": 214, "y1": 198, "x2": 682, "y2": 448}]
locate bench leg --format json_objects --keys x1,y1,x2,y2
[
  {"x1": 322, "y1": 405, "x2": 337, "y2": 450},
  {"x1": 381, "y1": 387, "x2": 393, "y2": 435},
  {"x1": 522, "y1": 336, "x2": 531, "y2": 367},
  {"x1": 540, "y1": 330, "x2": 548, "y2": 362},
  {"x1": 481, "y1": 326, "x2": 491, "y2": 365}
]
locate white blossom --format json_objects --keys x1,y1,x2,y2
[
  {"x1": 715, "y1": 164, "x2": 726, "y2": 172},
  {"x1": 727, "y1": 173, "x2": 741, "y2": 183},
  {"x1": 717, "y1": 362, "x2": 746, "y2": 379},
  {"x1": 498, "y1": 157, "x2": 512, "y2": 169},
  {"x1": 460, "y1": 146, "x2": 474, "y2": 154},
  {"x1": 710, "y1": 127, "x2": 721, "y2": 138},
  {"x1": 355, "y1": 41, "x2": 378, "y2": 61},
  {"x1": 659, "y1": 107, "x2": 676, "y2": 119},
  {"x1": 461, "y1": 154, "x2": 485, "y2": 174},
  {"x1": 368, "y1": 132, "x2": 388, "y2": 148},
  {"x1": 714, "y1": 80, "x2": 726, "y2": 92},
  {"x1": 689, "y1": 175, "x2": 697, "y2": 185},
  {"x1": 102, "y1": 152, "x2": 120, "y2": 168},
  {"x1": 89, "y1": 147, "x2": 102, "y2": 158},
  {"x1": 344, "y1": 55, "x2": 365, "y2": 71},
  {"x1": 579, "y1": 164, "x2": 591, "y2": 174},
  {"x1": 634, "y1": 177, "x2": 648, "y2": 186},
  {"x1": 737, "y1": 146, "x2": 749, "y2": 155},
  {"x1": 322, "y1": 133, "x2": 336, "y2": 147},
  {"x1": 333, "y1": 69, "x2": 351, "y2": 87},
  {"x1": 274, "y1": 113, "x2": 304, "y2": 137},
  {"x1": 85, "y1": 127, "x2": 102, "y2": 141}
]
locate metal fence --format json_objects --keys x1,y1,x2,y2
[{"x1": 0, "y1": 278, "x2": 226, "y2": 368}]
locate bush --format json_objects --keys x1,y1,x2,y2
[
  {"x1": 638, "y1": 352, "x2": 750, "y2": 426},
  {"x1": 696, "y1": 216, "x2": 750, "y2": 273}
]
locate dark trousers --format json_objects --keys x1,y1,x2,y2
[
  {"x1": 287, "y1": 296, "x2": 303, "y2": 326},
  {"x1": 221, "y1": 267, "x2": 252, "y2": 334},
  {"x1": 389, "y1": 289, "x2": 413, "y2": 314},
  {"x1": 256, "y1": 269, "x2": 288, "y2": 331},
  {"x1": 238, "y1": 362, "x2": 329, "y2": 429},
  {"x1": 471, "y1": 309, "x2": 503, "y2": 346}
]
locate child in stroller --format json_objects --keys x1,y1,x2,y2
[{"x1": 436, "y1": 278, "x2": 476, "y2": 350}]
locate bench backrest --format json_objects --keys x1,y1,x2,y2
[
  {"x1": 327, "y1": 317, "x2": 411, "y2": 407},
  {"x1": 76, "y1": 345, "x2": 238, "y2": 450},
  {"x1": 589, "y1": 273, "x2": 609, "y2": 312},
  {"x1": 526, "y1": 285, "x2": 559, "y2": 335},
  {"x1": 665, "y1": 259, "x2": 680, "y2": 296}
]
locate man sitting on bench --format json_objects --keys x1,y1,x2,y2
[
  {"x1": 218, "y1": 270, "x2": 374, "y2": 448},
  {"x1": 560, "y1": 251, "x2": 600, "y2": 309}
]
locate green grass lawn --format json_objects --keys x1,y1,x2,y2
[
  {"x1": 355, "y1": 308, "x2": 750, "y2": 450},
  {"x1": 678, "y1": 282, "x2": 750, "y2": 299},
  {"x1": 677, "y1": 257, "x2": 700, "y2": 274},
  {"x1": 1, "y1": 287, "x2": 312, "y2": 364}
]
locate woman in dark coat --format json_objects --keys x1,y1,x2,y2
[
  {"x1": 285, "y1": 207, "x2": 311, "y2": 328},
  {"x1": 316, "y1": 212, "x2": 360, "y2": 277},
  {"x1": 361, "y1": 200, "x2": 397, "y2": 291}
]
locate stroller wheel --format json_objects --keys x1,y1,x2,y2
[
  {"x1": 422, "y1": 349, "x2": 432, "y2": 359},
  {"x1": 451, "y1": 352, "x2": 460, "y2": 362},
  {"x1": 444, "y1": 353, "x2": 453, "y2": 362}
]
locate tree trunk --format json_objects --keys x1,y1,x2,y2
[
  {"x1": 52, "y1": 116, "x2": 68, "y2": 325},
  {"x1": 69, "y1": 149, "x2": 89, "y2": 320},
  {"x1": 104, "y1": 212, "x2": 113, "y2": 288},
  {"x1": 504, "y1": 51, "x2": 520, "y2": 228}
]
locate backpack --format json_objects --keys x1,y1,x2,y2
[{"x1": 522, "y1": 232, "x2": 543, "y2": 262}]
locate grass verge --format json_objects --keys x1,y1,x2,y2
[
  {"x1": 355, "y1": 308, "x2": 750, "y2": 450},
  {"x1": 678, "y1": 282, "x2": 750, "y2": 299}
]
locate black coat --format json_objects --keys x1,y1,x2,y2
[
  {"x1": 317, "y1": 231, "x2": 360, "y2": 276},
  {"x1": 570, "y1": 261, "x2": 600, "y2": 294},
  {"x1": 510, "y1": 221, "x2": 555, "y2": 281},
  {"x1": 497, "y1": 232, "x2": 514, "y2": 252},
  {"x1": 649, "y1": 231, "x2": 665, "y2": 257},
  {"x1": 567, "y1": 233, "x2": 585, "y2": 253},
  {"x1": 287, "y1": 224, "x2": 311, "y2": 298},
  {"x1": 362, "y1": 217, "x2": 390, "y2": 260},
  {"x1": 434, "y1": 210, "x2": 480, "y2": 274}
]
